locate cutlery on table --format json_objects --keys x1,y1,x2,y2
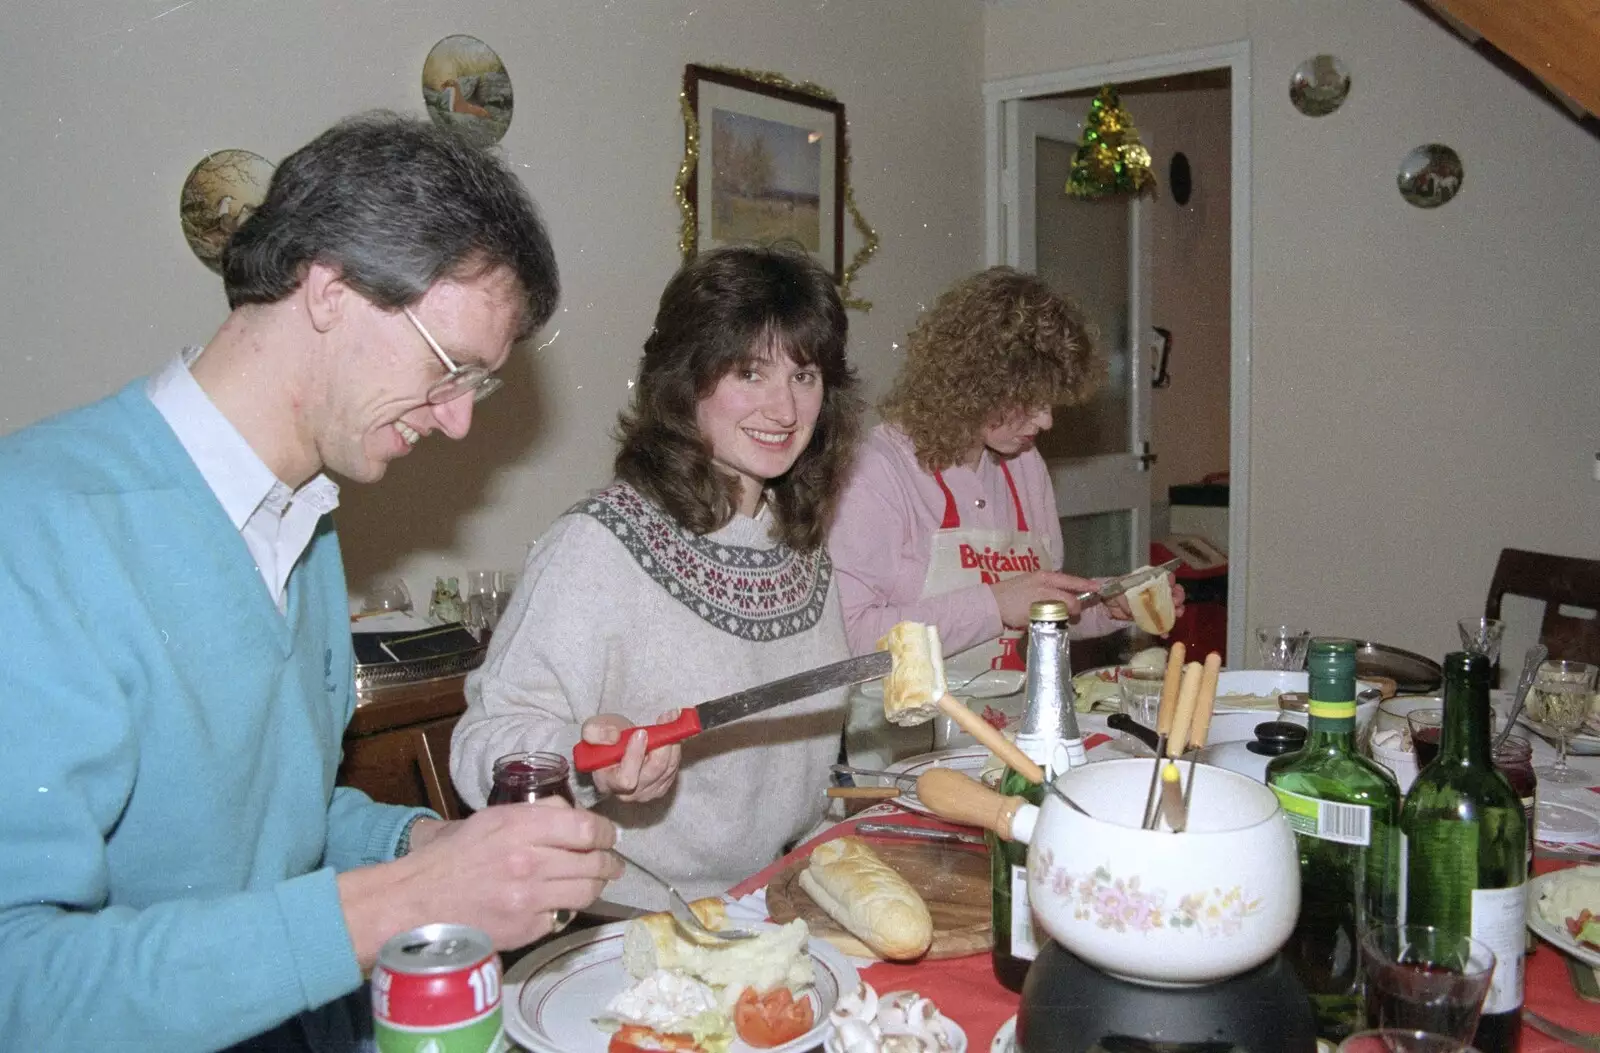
[
  {"x1": 1493, "y1": 642, "x2": 1549, "y2": 752},
  {"x1": 1073, "y1": 557, "x2": 1182, "y2": 608},
  {"x1": 826, "y1": 786, "x2": 903, "y2": 800},
  {"x1": 572, "y1": 650, "x2": 891, "y2": 772},
  {"x1": 610, "y1": 847, "x2": 756, "y2": 942},
  {"x1": 831, "y1": 763, "x2": 919, "y2": 787},
  {"x1": 1523, "y1": 1007, "x2": 1600, "y2": 1051},
  {"x1": 854, "y1": 821, "x2": 987, "y2": 846}
]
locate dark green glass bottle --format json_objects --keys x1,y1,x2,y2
[
  {"x1": 990, "y1": 600, "x2": 1084, "y2": 992},
  {"x1": 1402, "y1": 652, "x2": 1527, "y2": 1053},
  {"x1": 1266, "y1": 637, "x2": 1402, "y2": 1043}
]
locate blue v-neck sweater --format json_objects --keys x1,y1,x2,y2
[{"x1": 0, "y1": 382, "x2": 427, "y2": 1051}]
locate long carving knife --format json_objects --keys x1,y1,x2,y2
[{"x1": 571, "y1": 650, "x2": 892, "y2": 773}]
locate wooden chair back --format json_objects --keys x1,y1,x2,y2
[
  {"x1": 412, "y1": 718, "x2": 468, "y2": 821},
  {"x1": 1485, "y1": 547, "x2": 1600, "y2": 667}
]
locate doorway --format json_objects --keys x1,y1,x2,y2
[{"x1": 984, "y1": 43, "x2": 1253, "y2": 666}]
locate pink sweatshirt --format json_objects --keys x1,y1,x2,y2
[{"x1": 829, "y1": 423, "x2": 1118, "y2": 657}]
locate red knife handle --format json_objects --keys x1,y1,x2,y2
[{"x1": 571, "y1": 709, "x2": 704, "y2": 773}]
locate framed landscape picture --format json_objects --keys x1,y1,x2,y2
[{"x1": 682, "y1": 64, "x2": 846, "y2": 280}]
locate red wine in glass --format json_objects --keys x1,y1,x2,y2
[{"x1": 1413, "y1": 727, "x2": 1442, "y2": 768}]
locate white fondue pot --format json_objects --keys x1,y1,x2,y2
[{"x1": 919, "y1": 758, "x2": 1300, "y2": 986}]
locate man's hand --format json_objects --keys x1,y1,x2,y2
[
  {"x1": 340, "y1": 799, "x2": 623, "y2": 966},
  {"x1": 581, "y1": 712, "x2": 682, "y2": 802}
]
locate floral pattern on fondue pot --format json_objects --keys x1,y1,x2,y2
[{"x1": 1030, "y1": 848, "x2": 1266, "y2": 937}]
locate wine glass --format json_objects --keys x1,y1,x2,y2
[
  {"x1": 1358, "y1": 923, "x2": 1495, "y2": 1041},
  {"x1": 1527, "y1": 659, "x2": 1599, "y2": 785},
  {"x1": 1456, "y1": 617, "x2": 1505, "y2": 665},
  {"x1": 362, "y1": 576, "x2": 412, "y2": 615},
  {"x1": 1337, "y1": 1031, "x2": 1483, "y2": 1053},
  {"x1": 1255, "y1": 624, "x2": 1311, "y2": 670}
]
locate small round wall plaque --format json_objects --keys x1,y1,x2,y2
[
  {"x1": 422, "y1": 35, "x2": 513, "y2": 147},
  {"x1": 1397, "y1": 144, "x2": 1464, "y2": 208},
  {"x1": 179, "y1": 149, "x2": 274, "y2": 274},
  {"x1": 1289, "y1": 54, "x2": 1351, "y2": 117}
]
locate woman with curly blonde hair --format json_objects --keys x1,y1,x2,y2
[{"x1": 829, "y1": 267, "x2": 1181, "y2": 764}]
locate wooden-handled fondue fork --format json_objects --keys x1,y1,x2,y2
[{"x1": 1141, "y1": 649, "x2": 1222, "y2": 833}]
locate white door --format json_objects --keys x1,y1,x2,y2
[{"x1": 1003, "y1": 98, "x2": 1155, "y2": 580}]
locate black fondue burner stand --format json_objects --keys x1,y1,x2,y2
[{"x1": 1015, "y1": 941, "x2": 1318, "y2": 1053}]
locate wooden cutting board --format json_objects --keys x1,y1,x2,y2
[{"x1": 766, "y1": 837, "x2": 991, "y2": 961}]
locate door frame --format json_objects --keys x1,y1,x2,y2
[{"x1": 983, "y1": 40, "x2": 1253, "y2": 667}]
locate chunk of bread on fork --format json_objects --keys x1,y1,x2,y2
[
  {"x1": 1126, "y1": 568, "x2": 1177, "y2": 636},
  {"x1": 877, "y1": 622, "x2": 947, "y2": 727}
]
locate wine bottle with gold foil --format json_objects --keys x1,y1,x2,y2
[
  {"x1": 989, "y1": 600, "x2": 1086, "y2": 992},
  {"x1": 1266, "y1": 637, "x2": 1402, "y2": 1043}
]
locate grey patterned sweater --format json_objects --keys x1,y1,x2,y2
[{"x1": 451, "y1": 482, "x2": 849, "y2": 909}]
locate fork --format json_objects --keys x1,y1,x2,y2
[
  {"x1": 1523, "y1": 1007, "x2": 1600, "y2": 1051},
  {"x1": 610, "y1": 847, "x2": 758, "y2": 942}
]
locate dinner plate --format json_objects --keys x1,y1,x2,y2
[
  {"x1": 1517, "y1": 713, "x2": 1600, "y2": 755},
  {"x1": 503, "y1": 920, "x2": 858, "y2": 1053},
  {"x1": 855, "y1": 667, "x2": 1026, "y2": 702},
  {"x1": 991, "y1": 1015, "x2": 1017, "y2": 1053},
  {"x1": 1528, "y1": 867, "x2": 1600, "y2": 969},
  {"x1": 882, "y1": 747, "x2": 992, "y2": 817}
]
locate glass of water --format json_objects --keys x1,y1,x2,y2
[
  {"x1": 1255, "y1": 624, "x2": 1312, "y2": 670},
  {"x1": 1527, "y1": 659, "x2": 1599, "y2": 784}
]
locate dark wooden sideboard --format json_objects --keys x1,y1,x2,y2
[{"x1": 338, "y1": 673, "x2": 469, "y2": 819}]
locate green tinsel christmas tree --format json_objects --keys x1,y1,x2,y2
[{"x1": 1066, "y1": 86, "x2": 1158, "y2": 199}]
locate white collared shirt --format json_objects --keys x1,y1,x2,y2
[{"x1": 147, "y1": 348, "x2": 340, "y2": 613}]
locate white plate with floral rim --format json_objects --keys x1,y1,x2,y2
[
  {"x1": 503, "y1": 920, "x2": 858, "y2": 1053},
  {"x1": 990, "y1": 1015, "x2": 1017, "y2": 1053}
]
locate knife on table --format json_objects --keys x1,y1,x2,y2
[
  {"x1": 1073, "y1": 557, "x2": 1182, "y2": 607},
  {"x1": 571, "y1": 650, "x2": 892, "y2": 773}
]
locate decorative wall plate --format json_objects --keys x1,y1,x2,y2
[
  {"x1": 178, "y1": 149, "x2": 274, "y2": 274},
  {"x1": 422, "y1": 34, "x2": 513, "y2": 147},
  {"x1": 1397, "y1": 144, "x2": 1464, "y2": 208},
  {"x1": 1289, "y1": 54, "x2": 1351, "y2": 117}
]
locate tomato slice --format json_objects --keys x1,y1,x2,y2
[
  {"x1": 733, "y1": 986, "x2": 815, "y2": 1048},
  {"x1": 607, "y1": 1024, "x2": 704, "y2": 1053}
]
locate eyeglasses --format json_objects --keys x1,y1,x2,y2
[{"x1": 402, "y1": 307, "x2": 504, "y2": 405}]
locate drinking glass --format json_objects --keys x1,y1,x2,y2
[
  {"x1": 363, "y1": 577, "x2": 412, "y2": 615},
  {"x1": 1116, "y1": 667, "x2": 1165, "y2": 756},
  {"x1": 1255, "y1": 624, "x2": 1312, "y2": 670},
  {"x1": 1455, "y1": 618, "x2": 1505, "y2": 665},
  {"x1": 1527, "y1": 659, "x2": 1599, "y2": 784},
  {"x1": 465, "y1": 569, "x2": 517, "y2": 634},
  {"x1": 1405, "y1": 709, "x2": 1445, "y2": 769},
  {"x1": 1338, "y1": 1030, "x2": 1483, "y2": 1053},
  {"x1": 1359, "y1": 923, "x2": 1495, "y2": 1042}
]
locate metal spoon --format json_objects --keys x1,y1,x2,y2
[{"x1": 1492, "y1": 643, "x2": 1548, "y2": 752}]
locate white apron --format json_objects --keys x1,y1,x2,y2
[{"x1": 844, "y1": 458, "x2": 1052, "y2": 767}]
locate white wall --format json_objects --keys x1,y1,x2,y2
[
  {"x1": 987, "y1": 0, "x2": 1600, "y2": 662},
  {"x1": 0, "y1": 0, "x2": 984, "y2": 600}
]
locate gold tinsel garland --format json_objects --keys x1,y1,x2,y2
[
  {"x1": 1066, "y1": 85, "x2": 1157, "y2": 200},
  {"x1": 674, "y1": 65, "x2": 879, "y2": 311}
]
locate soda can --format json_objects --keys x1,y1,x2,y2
[{"x1": 372, "y1": 923, "x2": 504, "y2": 1053}]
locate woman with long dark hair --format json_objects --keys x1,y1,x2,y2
[{"x1": 452, "y1": 244, "x2": 862, "y2": 907}]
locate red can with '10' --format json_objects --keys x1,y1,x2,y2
[{"x1": 371, "y1": 923, "x2": 505, "y2": 1053}]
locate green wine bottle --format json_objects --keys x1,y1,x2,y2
[
  {"x1": 1402, "y1": 651, "x2": 1527, "y2": 1053},
  {"x1": 990, "y1": 599, "x2": 1085, "y2": 992},
  {"x1": 1266, "y1": 637, "x2": 1402, "y2": 1043}
]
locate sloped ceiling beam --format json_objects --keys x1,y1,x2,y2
[{"x1": 1423, "y1": 0, "x2": 1600, "y2": 116}]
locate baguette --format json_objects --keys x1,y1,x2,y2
[
  {"x1": 1126, "y1": 568, "x2": 1177, "y2": 636},
  {"x1": 797, "y1": 837, "x2": 932, "y2": 960},
  {"x1": 878, "y1": 622, "x2": 946, "y2": 727},
  {"x1": 620, "y1": 896, "x2": 728, "y2": 977}
]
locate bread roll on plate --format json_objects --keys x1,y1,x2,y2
[
  {"x1": 621, "y1": 897, "x2": 730, "y2": 975},
  {"x1": 878, "y1": 622, "x2": 946, "y2": 727},
  {"x1": 1126, "y1": 568, "x2": 1177, "y2": 636},
  {"x1": 798, "y1": 836, "x2": 933, "y2": 960}
]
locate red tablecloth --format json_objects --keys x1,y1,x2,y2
[{"x1": 731, "y1": 813, "x2": 1600, "y2": 1052}]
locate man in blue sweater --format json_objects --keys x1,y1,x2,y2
[{"x1": 0, "y1": 113, "x2": 622, "y2": 1051}]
